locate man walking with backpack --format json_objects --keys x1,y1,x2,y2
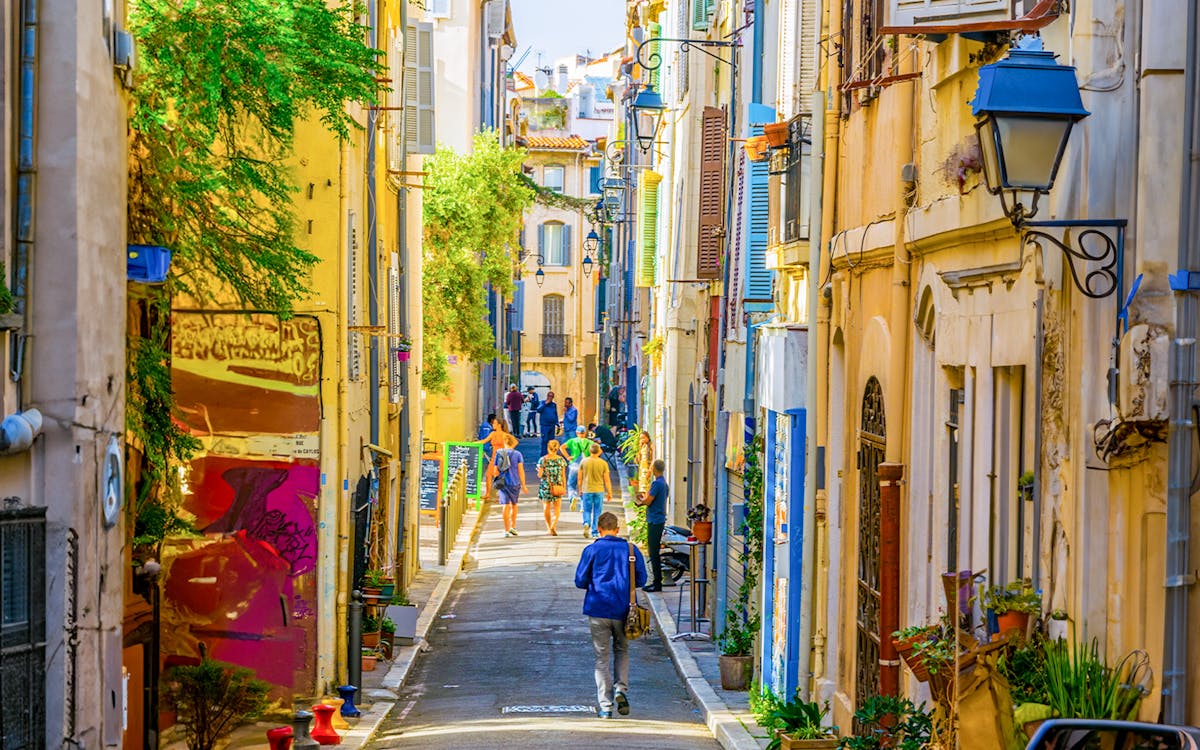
[
  {"x1": 524, "y1": 386, "x2": 540, "y2": 437},
  {"x1": 575, "y1": 512, "x2": 647, "y2": 718},
  {"x1": 494, "y1": 435, "x2": 527, "y2": 536}
]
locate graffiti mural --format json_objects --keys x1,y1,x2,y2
[{"x1": 163, "y1": 312, "x2": 322, "y2": 697}]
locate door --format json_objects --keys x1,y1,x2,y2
[{"x1": 855, "y1": 377, "x2": 885, "y2": 720}]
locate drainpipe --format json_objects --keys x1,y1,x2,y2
[
  {"x1": 367, "y1": 0, "x2": 380, "y2": 449},
  {"x1": 1163, "y1": 0, "x2": 1200, "y2": 725},
  {"x1": 13, "y1": 0, "x2": 39, "y2": 398},
  {"x1": 810, "y1": 0, "x2": 842, "y2": 701},
  {"x1": 879, "y1": 42, "x2": 918, "y2": 700},
  {"x1": 394, "y1": 0, "x2": 411, "y2": 593},
  {"x1": 797, "y1": 88, "x2": 825, "y2": 701}
]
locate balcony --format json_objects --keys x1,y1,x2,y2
[{"x1": 541, "y1": 333, "x2": 569, "y2": 358}]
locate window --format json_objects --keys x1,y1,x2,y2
[
  {"x1": 539, "y1": 221, "x2": 571, "y2": 266},
  {"x1": 543, "y1": 165, "x2": 564, "y2": 192},
  {"x1": 427, "y1": 0, "x2": 451, "y2": 17},
  {"x1": 1, "y1": 509, "x2": 46, "y2": 750},
  {"x1": 542, "y1": 295, "x2": 567, "y2": 357},
  {"x1": 890, "y1": 0, "x2": 1009, "y2": 27}
]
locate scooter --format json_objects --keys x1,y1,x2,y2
[{"x1": 658, "y1": 525, "x2": 693, "y2": 584}]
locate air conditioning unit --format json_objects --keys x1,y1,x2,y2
[{"x1": 1117, "y1": 323, "x2": 1169, "y2": 422}]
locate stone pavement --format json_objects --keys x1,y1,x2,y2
[{"x1": 364, "y1": 453, "x2": 721, "y2": 750}]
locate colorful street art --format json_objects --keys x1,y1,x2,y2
[{"x1": 162, "y1": 312, "x2": 323, "y2": 698}]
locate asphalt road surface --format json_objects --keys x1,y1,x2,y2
[{"x1": 366, "y1": 488, "x2": 721, "y2": 750}]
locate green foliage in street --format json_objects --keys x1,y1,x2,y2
[
  {"x1": 0, "y1": 261, "x2": 13, "y2": 315},
  {"x1": 718, "y1": 610, "x2": 758, "y2": 657},
  {"x1": 421, "y1": 132, "x2": 536, "y2": 392},
  {"x1": 1042, "y1": 637, "x2": 1150, "y2": 720},
  {"x1": 839, "y1": 695, "x2": 932, "y2": 750},
  {"x1": 726, "y1": 433, "x2": 765, "y2": 643},
  {"x1": 996, "y1": 633, "x2": 1051, "y2": 706},
  {"x1": 128, "y1": 0, "x2": 379, "y2": 313},
  {"x1": 162, "y1": 655, "x2": 270, "y2": 750}
]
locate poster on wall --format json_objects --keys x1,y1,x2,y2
[
  {"x1": 772, "y1": 577, "x2": 788, "y2": 695},
  {"x1": 774, "y1": 411, "x2": 790, "y2": 540}
]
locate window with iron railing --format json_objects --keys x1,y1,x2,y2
[
  {"x1": 0, "y1": 508, "x2": 46, "y2": 750},
  {"x1": 541, "y1": 333, "x2": 569, "y2": 357}
]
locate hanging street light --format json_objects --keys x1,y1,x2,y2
[
  {"x1": 969, "y1": 38, "x2": 1124, "y2": 300},
  {"x1": 535, "y1": 267, "x2": 545, "y2": 286},
  {"x1": 584, "y1": 228, "x2": 600, "y2": 255},
  {"x1": 631, "y1": 84, "x2": 666, "y2": 153},
  {"x1": 583, "y1": 254, "x2": 594, "y2": 276}
]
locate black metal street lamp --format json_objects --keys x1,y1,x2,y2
[
  {"x1": 585, "y1": 228, "x2": 600, "y2": 255},
  {"x1": 971, "y1": 39, "x2": 1125, "y2": 300},
  {"x1": 583, "y1": 254, "x2": 594, "y2": 276},
  {"x1": 535, "y1": 267, "x2": 545, "y2": 286},
  {"x1": 631, "y1": 84, "x2": 666, "y2": 153},
  {"x1": 630, "y1": 35, "x2": 738, "y2": 152}
]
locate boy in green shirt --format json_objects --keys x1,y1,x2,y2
[{"x1": 562, "y1": 426, "x2": 594, "y2": 510}]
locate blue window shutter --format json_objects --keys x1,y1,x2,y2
[
  {"x1": 596, "y1": 277, "x2": 607, "y2": 331},
  {"x1": 538, "y1": 223, "x2": 545, "y2": 261},
  {"x1": 512, "y1": 280, "x2": 524, "y2": 331},
  {"x1": 562, "y1": 224, "x2": 572, "y2": 267},
  {"x1": 746, "y1": 103, "x2": 775, "y2": 301},
  {"x1": 589, "y1": 165, "x2": 601, "y2": 194}
]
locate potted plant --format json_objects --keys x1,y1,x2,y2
[
  {"x1": 387, "y1": 591, "x2": 419, "y2": 646},
  {"x1": 1043, "y1": 637, "x2": 1150, "y2": 722},
  {"x1": 983, "y1": 580, "x2": 1041, "y2": 636},
  {"x1": 361, "y1": 647, "x2": 378, "y2": 672},
  {"x1": 769, "y1": 698, "x2": 838, "y2": 749},
  {"x1": 361, "y1": 614, "x2": 382, "y2": 648},
  {"x1": 891, "y1": 624, "x2": 938, "y2": 682},
  {"x1": 1046, "y1": 609, "x2": 1069, "y2": 641},
  {"x1": 361, "y1": 568, "x2": 393, "y2": 601},
  {"x1": 395, "y1": 336, "x2": 412, "y2": 363},
  {"x1": 688, "y1": 503, "x2": 713, "y2": 543},
  {"x1": 839, "y1": 695, "x2": 931, "y2": 750},
  {"x1": 764, "y1": 121, "x2": 790, "y2": 148},
  {"x1": 161, "y1": 656, "x2": 270, "y2": 750},
  {"x1": 717, "y1": 611, "x2": 757, "y2": 690}
]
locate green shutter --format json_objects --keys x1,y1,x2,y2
[
  {"x1": 647, "y1": 22, "x2": 661, "y2": 91},
  {"x1": 636, "y1": 172, "x2": 662, "y2": 287},
  {"x1": 692, "y1": 0, "x2": 711, "y2": 31}
]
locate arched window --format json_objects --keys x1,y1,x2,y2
[{"x1": 538, "y1": 221, "x2": 572, "y2": 266}]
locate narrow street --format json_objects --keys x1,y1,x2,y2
[{"x1": 367, "y1": 438, "x2": 720, "y2": 749}]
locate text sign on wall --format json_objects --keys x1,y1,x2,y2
[
  {"x1": 419, "y1": 454, "x2": 443, "y2": 513},
  {"x1": 444, "y1": 442, "x2": 484, "y2": 499}
]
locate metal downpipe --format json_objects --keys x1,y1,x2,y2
[
  {"x1": 1163, "y1": 0, "x2": 1200, "y2": 725},
  {"x1": 13, "y1": 0, "x2": 39, "y2": 398}
]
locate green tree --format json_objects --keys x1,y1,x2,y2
[
  {"x1": 421, "y1": 132, "x2": 536, "y2": 393},
  {"x1": 128, "y1": 0, "x2": 379, "y2": 313}
]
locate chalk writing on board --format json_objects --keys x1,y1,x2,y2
[
  {"x1": 419, "y1": 456, "x2": 442, "y2": 512},
  {"x1": 444, "y1": 442, "x2": 483, "y2": 498}
]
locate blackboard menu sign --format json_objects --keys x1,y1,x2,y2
[
  {"x1": 444, "y1": 442, "x2": 484, "y2": 499},
  {"x1": 419, "y1": 454, "x2": 443, "y2": 513}
]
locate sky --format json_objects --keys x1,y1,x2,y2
[{"x1": 508, "y1": 0, "x2": 625, "y2": 75}]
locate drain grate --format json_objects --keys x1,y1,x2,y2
[{"x1": 501, "y1": 705, "x2": 594, "y2": 714}]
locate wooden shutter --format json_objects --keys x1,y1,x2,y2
[
  {"x1": 797, "y1": 0, "x2": 817, "y2": 111},
  {"x1": 537, "y1": 223, "x2": 545, "y2": 262},
  {"x1": 746, "y1": 105, "x2": 774, "y2": 300},
  {"x1": 388, "y1": 30, "x2": 404, "y2": 171},
  {"x1": 777, "y1": 0, "x2": 797, "y2": 119},
  {"x1": 647, "y1": 22, "x2": 661, "y2": 91},
  {"x1": 388, "y1": 253, "x2": 402, "y2": 403},
  {"x1": 675, "y1": 0, "x2": 689, "y2": 100},
  {"x1": 636, "y1": 171, "x2": 662, "y2": 287},
  {"x1": 697, "y1": 107, "x2": 726, "y2": 280},
  {"x1": 562, "y1": 224, "x2": 572, "y2": 267},
  {"x1": 405, "y1": 22, "x2": 436, "y2": 155},
  {"x1": 692, "y1": 0, "x2": 712, "y2": 30},
  {"x1": 891, "y1": 0, "x2": 1008, "y2": 26}
]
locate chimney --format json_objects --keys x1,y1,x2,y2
[{"x1": 557, "y1": 64, "x2": 569, "y2": 95}]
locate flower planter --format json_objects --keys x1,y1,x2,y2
[
  {"x1": 379, "y1": 581, "x2": 396, "y2": 600},
  {"x1": 996, "y1": 610, "x2": 1029, "y2": 636},
  {"x1": 942, "y1": 570, "x2": 973, "y2": 616},
  {"x1": 361, "y1": 629, "x2": 381, "y2": 649},
  {"x1": 763, "y1": 122, "x2": 790, "y2": 148},
  {"x1": 691, "y1": 520, "x2": 713, "y2": 543},
  {"x1": 397, "y1": 350, "x2": 411, "y2": 363},
  {"x1": 361, "y1": 654, "x2": 377, "y2": 672},
  {"x1": 718, "y1": 654, "x2": 753, "y2": 691},
  {"x1": 778, "y1": 735, "x2": 839, "y2": 750},
  {"x1": 1047, "y1": 617, "x2": 1069, "y2": 641},
  {"x1": 892, "y1": 634, "x2": 934, "y2": 682},
  {"x1": 387, "y1": 603, "x2": 419, "y2": 646}
]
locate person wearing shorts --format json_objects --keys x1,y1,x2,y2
[{"x1": 495, "y1": 435, "x2": 526, "y2": 536}]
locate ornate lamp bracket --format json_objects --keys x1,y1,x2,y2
[
  {"x1": 635, "y1": 37, "x2": 739, "y2": 72},
  {"x1": 1022, "y1": 218, "x2": 1126, "y2": 300}
]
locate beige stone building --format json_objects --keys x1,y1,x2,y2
[{"x1": 0, "y1": 0, "x2": 130, "y2": 746}]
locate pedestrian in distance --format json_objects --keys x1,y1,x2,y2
[
  {"x1": 636, "y1": 459, "x2": 669, "y2": 591},
  {"x1": 578, "y1": 442, "x2": 612, "y2": 538},
  {"x1": 536, "y1": 391, "x2": 560, "y2": 458},
  {"x1": 574, "y1": 511, "x2": 647, "y2": 718},
  {"x1": 524, "y1": 386, "x2": 540, "y2": 437},
  {"x1": 505, "y1": 383, "x2": 524, "y2": 435},
  {"x1": 561, "y1": 426, "x2": 593, "y2": 511},
  {"x1": 493, "y1": 434, "x2": 527, "y2": 537},
  {"x1": 606, "y1": 385, "x2": 626, "y2": 429},
  {"x1": 480, "y1": 415, "x2": 510, "y2": 502},
  {"x1": 562, "y1": 396, "x2": 579, "y2": 438},
  {"x1": 536, "y1": 439, "x2": 568, "y2": 535}
]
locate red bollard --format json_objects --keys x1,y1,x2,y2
[
  {"x1": 309, "y1": 704, "x2": 341, "y2": 746},
  {"x1": 266, "y1": 726, "x2": 294, "y2": 750}
]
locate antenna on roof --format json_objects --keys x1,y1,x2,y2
[{"x1": 509, "y1": 45, "x2": 532, "y2": 73}]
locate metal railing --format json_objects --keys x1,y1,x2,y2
[
  {"x1": 541, "y1": 333, "x2": 569, "y2": 357},
  {"x1": 438, "y1": 464, "x2": 468, "y2": 566}
]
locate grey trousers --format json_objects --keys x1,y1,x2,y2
[{"x1": 588, "y1": 617, "x2": 629, "y2": 710}]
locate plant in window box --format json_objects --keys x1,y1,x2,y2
[
  {"x1": 687, "y1": 503, "x2": 713, "y2": 543},
  {"x1": 982, "y1": 580, "x2": 1041, "y2": 636},
  {"x1": 767, "y1": 697, "x2": 838, "y2": 750},
  {"x1": 717, "y1": 611, "x2": 758, "y2": 690},
  {"x1": 395, "y1": 335, "x2": 413, "y2": 362},
  {"x1": 891, "y1": 623, "x2": 939, "y2": 682},
  {"x1": 361, "y1": 646, "x2": 379, "y2": 672},
  {"x1": 361, "y1": 568, "x2": 393, "y2": 600}
]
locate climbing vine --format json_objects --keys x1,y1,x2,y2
[
  {"x1": 421, "y1": 132, "x2": 536, "y2": 393},
  {"x1": 733, "y1": 433, "x2": 766, "y2": 629}
]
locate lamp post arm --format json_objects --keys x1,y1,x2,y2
[
  {"x1": 635, "y1": 37, "x2": 738, "y2": 72},
  {"x1": 1022, "y1": 219, "x2": 1126, "y2": 300}
]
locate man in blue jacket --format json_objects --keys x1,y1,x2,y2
[
  {"x1": 574, "y1": 511, "x2": 647, "y2": 718},
  {"x1": 537, "y1": 391, "x2": 560, "y2": 458}
]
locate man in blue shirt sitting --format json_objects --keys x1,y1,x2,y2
[
  {"x1": 636, "y1": 460, "x2": 669, "y2": 591},
  {"x1": 574, "y1": 511, "x2": 647, "y2": 718}
]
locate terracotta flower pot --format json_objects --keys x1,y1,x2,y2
[
  {"x1": 892, "y1": 634, "x2": 933, "y2": 682},
  {"x1": 996, "y1": 610, "x2": 1030, "y2": 635},
  {"x1": 778, "y1": 734, "x2": 839, "y2": 750},
  {"x1": 718, "y1": 654, "x2": 753, "y2": 690},
  {"x1": 691, "y1": 520, "x2": 713, "y2": 543},
  {"x1": 361, "y1": 630, "x2": 381, "y2": 648},
  {"x1": 361, "y1": 654, "x2": 377, "y2": 672},
  {"x1": 764, "y1": 122, "x2": 790, "y2": 147}
]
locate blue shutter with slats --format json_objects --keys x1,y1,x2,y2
[
  {"x1": 746, "y1": 103, "x2": 775, "y2": 301},
  {"x1": 512, "y1": 280, "x2": 524, "y2": 331},
  {"x1": 562, "y1": 224, "x2": 572, "y2": 267},
  {"x1": 589, "y1": 166, "x2": 602, "y2": 195},
  {"x1": 537, "y1": 223, "x2": 545, "y2": 262},
  {"x1": 596, "y1": 277, "x2": 607, "y2": 332}
]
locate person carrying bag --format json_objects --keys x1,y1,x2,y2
[{"x1": 625, "y1": 541, "x2": 651, "y2": 640}]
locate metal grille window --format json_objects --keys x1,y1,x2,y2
[
  {"x1": 855, "y1": 377, "x2": 885, "y2": 728},
  {"x1": 542, "y1": 295, "x2": 566, "y2": 357},
  {"x1": 1, "y1": 509, "x2": 46, "y2": 750}
]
